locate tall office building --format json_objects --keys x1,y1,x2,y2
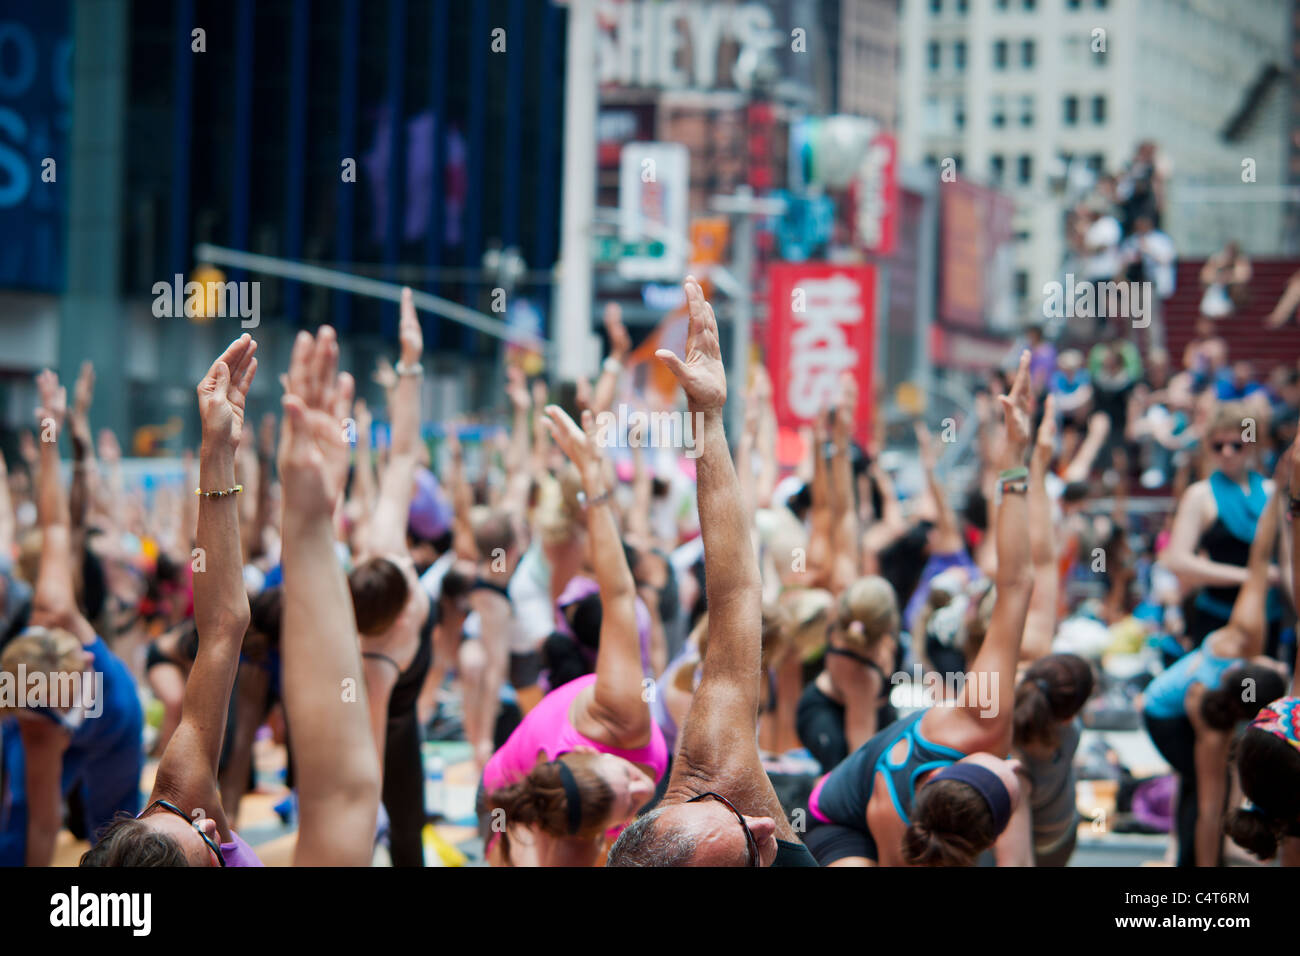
[
  {"x1": 897, "y1": 0, "x2": 1292, "y2": 319},
  {"x1": 0, "y1": 0, "x2": 567, "y2": 450}
]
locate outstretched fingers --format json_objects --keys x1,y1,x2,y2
[
  {"x1": 1036, "y1": 393, "x2": 1057, "y2": 449},
  {"x1": 286, "y1": 330, "x2": 313, "y2": 403},
  {"x1": 331, "y1": 371, "x2": 356, "y2": 427},
  {"x1": 542, "y1": 404, "x2": 585, "y2": 458},
  {"x1": 310, "y1": 327, "x2": 339, "y2": 412}
]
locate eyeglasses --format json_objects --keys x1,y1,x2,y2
[
  {"x1": 687, "y1": 791, "x2": 759, "y2": 867},
  {"x1": 141, "y1": 799, "x2": 226, "y2": 867},
  {"x1": 1212, "y1": 441, "x2": 1243, "y2": 454}
]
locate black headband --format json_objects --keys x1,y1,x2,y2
[
  {"x1": 930, "y1": 763, "x2": 1013, "y2": 835},
  {"x1": 555, "y1": 759, "x2": 583, "y2": 836}
]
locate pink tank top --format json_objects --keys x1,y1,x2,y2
[{"x1": 482, "y1": 673, "x2": 669, "y2": 793}]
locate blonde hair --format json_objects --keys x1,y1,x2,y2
[
  {"x1": 1208, "y1": 401, "x2": 1249, "y2": 438},
  {"x1": 779, "y1": 588, "x2": 835, "y2": 661},
  {"x1": 963, "y1": 583, "x2": 998, "y2": 661},
  {"x1": 0, "y1": 627, "x2": 86, "y2": 714},
  {"x1": 835, "y1": 577, "x2": 899, "y2": 652},
  {"x1": 676, "y1": 604, "x2": 791, "y2": 694},
  {"x1": 17, "y1": 529, "x2": 41, "y2": 587},
  {"x1": 535, "y1": 466, "x2": 585, "y2": 546}
]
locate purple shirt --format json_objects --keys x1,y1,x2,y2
[
  {"x1": 904, "y1": 551, "x2": 979, "y2": 636},
  {"x1": 1030, "y1": 343, "x2": 1057, "y2": 392},
  {"x1": 555, "y1": 575, "x2": 654, "y2": 677},
  {"x1": 220, "y1": 828, "x2": 265, "y2": 867}
]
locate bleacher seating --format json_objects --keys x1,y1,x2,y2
[{"x1": 1162, "y1": 258, "x2": 1300, "y2": 375}]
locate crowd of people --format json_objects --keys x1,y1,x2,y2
[{"x1": 0, "y1": 272, "x2": 1298, "y2": 868}]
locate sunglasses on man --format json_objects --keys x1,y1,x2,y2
[
  {"x1": 140, "y1": 799, "x2": 226, "y2": 866},
  {"x1": 687, "y1": 791, "x2": 759, "y2": 867}
]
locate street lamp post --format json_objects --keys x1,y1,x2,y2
[
  {"x1": 553, "y1": 0, "x2": 598, "y2": 382},
  {"x1": 711, "y1": 187, "x2": 787, "y2": 439}
]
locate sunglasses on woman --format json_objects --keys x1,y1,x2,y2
[
  {"x1": 140, "y1": 799, "x2": 226, "y2": 866},
  {"x1": 687, "y1": 791, "x2": 759, "y2": 867}
]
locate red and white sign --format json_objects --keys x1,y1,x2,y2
[
  {"x1": 767, "y1": 263, "x2": 874, "y2": 446},
  {"x1": 851, "y1": 132, "x2": 897, "y2": 256}
]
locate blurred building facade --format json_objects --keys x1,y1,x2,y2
[
  {"x1": 897, "y1": 0, "x2": 1293, "y2": 317},
  {"x1": 0, "y1": 0, "x2": 567, "y2": 452}
]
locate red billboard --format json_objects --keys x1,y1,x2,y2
[
  {"x1": 767, "y1": 263, "x2": 875, "y2": 445},
  {"x1": 850, "y1": 132, "x2": 897, "y2": 257},
  {"x1": 939, "y1": 179, "x2": 1016, "y2": 328}
]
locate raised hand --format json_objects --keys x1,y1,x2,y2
[
  {"x1": 603, "y1": 301, "x2": 631, "y2": 361},
  {"x1": 505, "y1": 364, "x2": 531, "y2": 413},
  {"x1": 833, "y1": 371, "x2": 858, "y2": 446},
  {"x1": 97, "y1": 429, "x2": 121, "y2": 466},
  {"x1": 35, "y1": 369, "x2": 67, "y2": 438},
  {"x1": 353, "y1": 398, "x2": 372, "y2": 440},
  {"x1": 372, "y1": 356, "x2": 398, "y2": 394},
  {"x1": 257, "y1": 412, "x2": 277, "y2": 460},
  {"x1": 997, "y1": 350, "x2": 1033, "y2": 463},
  {"x1": 656, "y1": 276, "x2": 726, "y2": 411},
  {"x1": 751, "y1": 364, "x2": 772, "y2": 407},
  {"x1": 1033, "y1": 393, "x2": 1058, "y2": 470},
  {"x1": 399, "y1": 286, "x2": 423, "y2": 366},
  {"x1": 197, "y1": 334, "x2": 259, "y2": 452},
  {"x1": 915, "y1": 421, "x2": 937, "y2": 472},
  {"x1": 542, "y1": 404, "x2": 607, "y2": 495},
  {"x1": 19, "y1": 429, "x2": 37, "y2": 466},
  {"x1": 278, "y1": 327, "x2": 355, "y2": 518},
  {"x1": 71, "y1": 361, "x2": 95, "y2": 445},
  {"x1": 443, "y1": 424, "x2": 463, "y2": 463}
]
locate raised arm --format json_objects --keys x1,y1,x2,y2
[
  {"x1": 1218, "y1": 485, "x2": 1281, "y2": 658},
  {"x1": 828, "y1": 376, "x2": 861, "y2": 592},
  {"x1": 30, "y1": 371, "x2": 94, "y2": 645},
  {"x1": 805, "y1": 413, "x2": 833, "y2": 587},
  {"x1": 364, "y1": 287, "x2": 423, "y2": 558},
  {"x1": 278, "y1": 327, "x2": 381, "y2": 866},
  {"x1": 350, "y1": 398, "x2": 377, "y2": 520},
  {"x1": 1163, "y1": 482, "x2": 1251, "y2": 591},
  {"x1": 917, "y1": 420, "x2": 964, "y2": 553},
  {"x1": 625, "y1": 431, "x2": 654, "y2": 547},
  {"x1": 151, "y1": 335, "x2": 258, "y2": 839},
  {"x1": 1062, "y1": 411, "x2": 1109, "y2": 484},
  {"x1": 67, "y1": 361, "x2": 97, "y2": 541},
  {"x1": 544, "y1": 404, "x2": 649, "y2": 740},
  {"x1": 500, "y1": 365, "x2": 534, "y2": 521},
  {"x1": 444, "y1": 429, "x2": 479, "y2": 562},
  {"x1": 591, "y1": 302, "x2": 631, "y2": 417},
  {"x1": 656, "y1": 278, "x2": 790, "y2": 828},
  {"x1": 1289, "y1": 441, "x2": 1300, "y2": 697},
  {"x1": 1021, "y1": 395, "x2": 1059, "y2": 662},
  {"x1": 940, "y1": 352, "x2": 1036, "y2": 753},
  {"x1": 246, "y1": 413, "x2": 277, "y2": 562},
  {"x1": 0, "y1": 450, "x2": 12, "y2": 562},
  {"x1": 753, "y1": 367, "x2": 778, "y2": 511}
]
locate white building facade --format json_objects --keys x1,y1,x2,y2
[{"x1": 896, "y1": 0, "x2": 1293, "y2": 320}]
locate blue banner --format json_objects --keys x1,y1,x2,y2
[{"x1": 0, "y1": 1, "x2": 71, "y2": 291}]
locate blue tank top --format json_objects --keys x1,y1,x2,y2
[
  {"x1": 812, "y1": 710, "x2": 968, "y2": 828},
  {"x1": 1143, "y1": 649, "x2": 1239, "y2": 720}
]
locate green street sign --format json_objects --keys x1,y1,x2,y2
[{"x1": 593, "y1": 237, "x2": 667, "y2": 262}]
